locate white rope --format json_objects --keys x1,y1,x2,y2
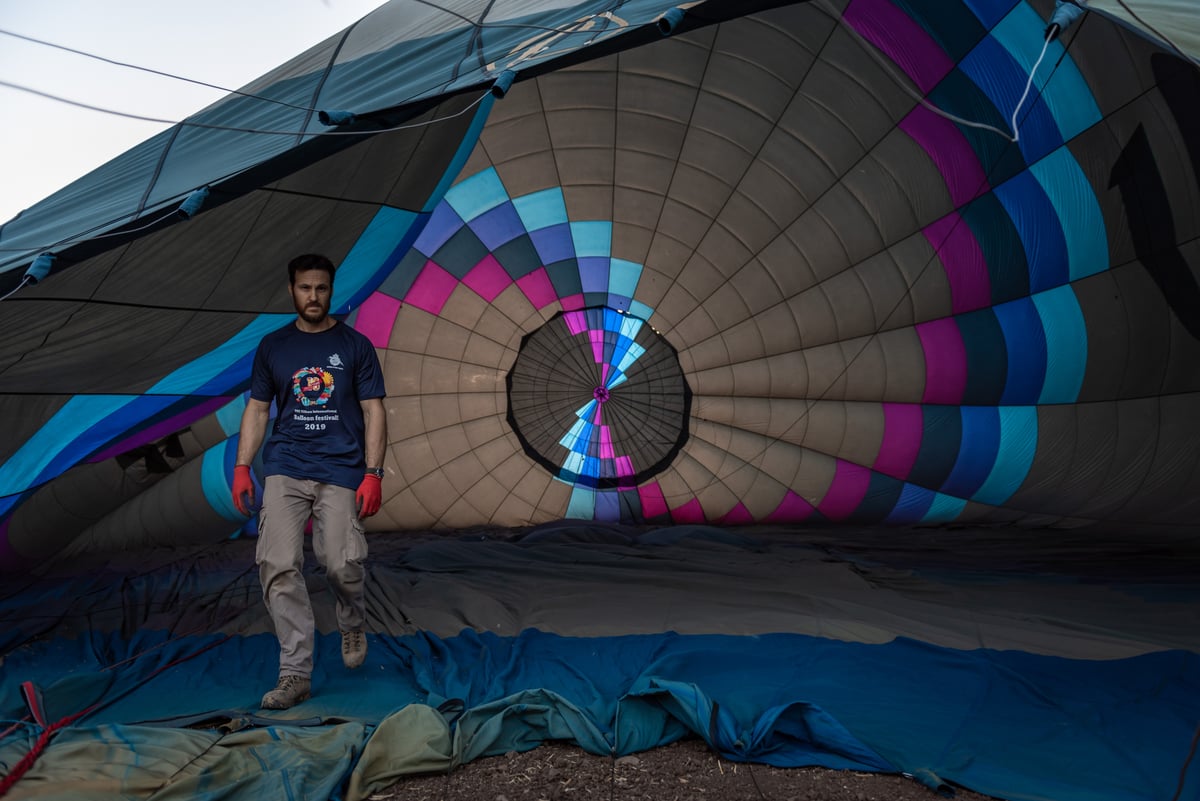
[
  {"x1": 1010, "y1": 34, "x2": 1053, "y2": 142},
  {"x1": 822, "y1": 0, "x2": 1061, "y2": 145},
  {"x1": 0, "y1": 275, "x2": 31, "y2": 302},
  {"x1": 0, "y1": 80, "x2": 490, "y2": 138},
  {"x1": 87, "y1": 207, "x2": 181, "y2": 241}
]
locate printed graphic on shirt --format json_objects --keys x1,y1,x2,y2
[
  {"x1": 288, "y1": 354, "x2": 348, "y2": 432},
  {"x1": 292, "y1": 367, "x2": 335, "y2": 407}
]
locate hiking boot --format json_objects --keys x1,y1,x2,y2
[
  {"x1": 342, "y1": 629, "x2": 367, "y2": 669},
  {"x1": 261, "y1": 675, "x2": 311, "y2": 709}
]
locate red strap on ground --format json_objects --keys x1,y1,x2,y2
[
  {"x1": 0, "y1": 705, "x2": 92, "y2": 797},
  {"x1": 0, "y1": 634, "x2": 235, "y2": 796},
  {"x1": 19, "y1": 682, "x2": 45, "y2": 727}
]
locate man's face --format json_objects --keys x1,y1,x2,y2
[{"x1": 291, "y1": 268, "x2": 333, "y2": 325}]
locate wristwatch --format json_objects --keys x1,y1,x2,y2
[{"x1": 365, "y1": 467, "x2": 385, "y2": 479}]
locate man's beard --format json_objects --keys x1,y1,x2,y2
[{"x1": 297, "y1": 302, "x2": 328, "y2": 324}]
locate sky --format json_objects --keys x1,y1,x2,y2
[{"x1": 0, "y1": 0, "x2": 392, "y2": 225}]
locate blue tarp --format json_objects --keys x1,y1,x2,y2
[{"x1": 1, "y1": 528, "x2": 1197, "y2": 801}]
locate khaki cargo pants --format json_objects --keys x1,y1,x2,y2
[{"x1": 256, "y1": 474, "x2": 367, "y2": 678}]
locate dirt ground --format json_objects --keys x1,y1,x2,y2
[{"x1": 369, "y1": 738, "x2": 1000, "y2": 801}]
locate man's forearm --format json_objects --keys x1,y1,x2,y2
[
  {"x1": 237, "y1": 402, "x2": 270, "y2": 465},
  {"x1": 362, "y1": 399, "x2": 387, "y2": 469}
]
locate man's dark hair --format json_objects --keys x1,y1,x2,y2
[{"x1": 288, "y1": 253, "x2": 336, "y2": 284}]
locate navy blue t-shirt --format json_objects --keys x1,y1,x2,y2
[{"x1": 250, "y1": 321, "x2": 386, "y2": 490}]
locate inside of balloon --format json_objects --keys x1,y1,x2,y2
[{"x1": 1, "y1": 2, "x2": 1200, "y2": 801}]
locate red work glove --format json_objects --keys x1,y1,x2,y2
[
  {"x1": 232, "y1": 464, "x2": 256, "y2": 516},
  {"x1": 356, "y1": 473, "x2": 382, "y2": 518}
]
